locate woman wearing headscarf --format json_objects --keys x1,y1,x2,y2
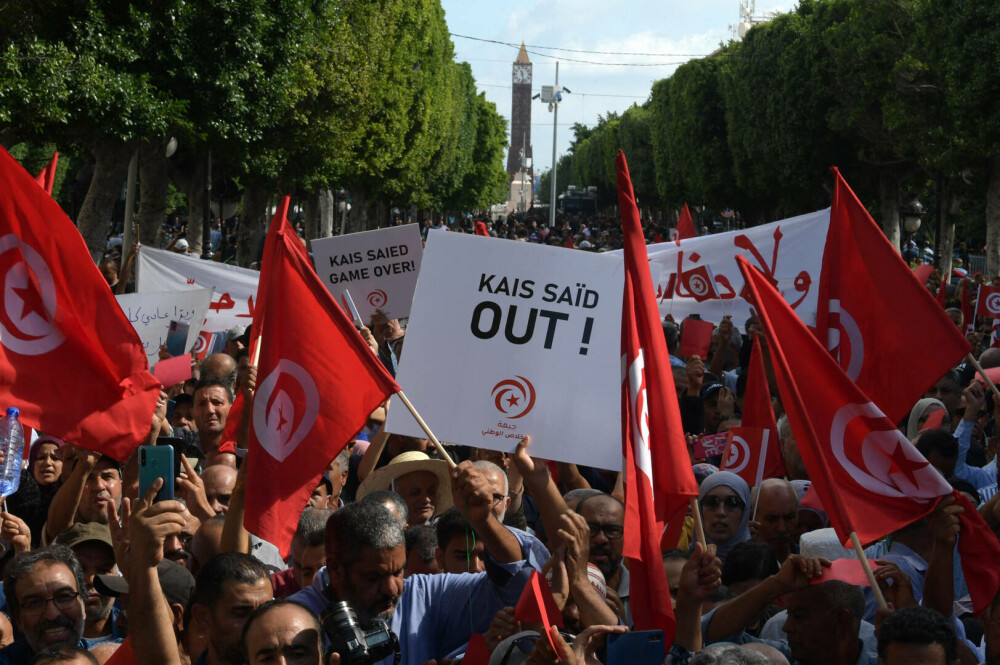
[
  {"x1": 906, "y1": 397, "x2": 949, "y2": 441},
  {"x1": 697, "y1": 471, "x2": 751, "y2": 563}
]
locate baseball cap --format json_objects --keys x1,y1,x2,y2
[
  {"x1": 226, "y1": 324, "x2": 247, "y2": 343},
  {"x1": 174, "y1": 238, "x2": 189, "y2": 252},
  {"x1": 701, "y1": 382, "x2": 724, "y2": 400},
  {"x1": 54, "y1": 522, "x2": 114, "y2": 551},
  {"x1": 95, "y1": 560, "x2": 196, "y2": 608}
]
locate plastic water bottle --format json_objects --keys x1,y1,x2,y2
[{"x1": 0, "y1": 408, "x2": 25, "y2": 498}]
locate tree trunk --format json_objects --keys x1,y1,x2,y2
[
  {"x1": 986, "y1": 156, "x2": 1000, "y2": 282},
  {"x1": 318, "y1": 189, "x2": 334, "y2": 238},
  {"x1": 136, "y1": 140, "x2": 170, "y2": 247},
  {"x1": 185, "y1": 158, "x2": 207, "y2": 255},
  {"x1": 347, "y1": 185, "x2": 368, "y2": 235},
  {"x1": 878, "y1": 169, "x2": 901, "y2": 252},
  {"x1": 303, "y1": 191, "x2": 320, "y2": 250},
  {"x1": 77, "y1": 138, "x2": 134, "y2": 262},
  {"x1": 938, "y1": 180, "x2": 956, "y2": 279},
  {"x1": 238, "y1": 186, "x2": 269, "y2": 268}
]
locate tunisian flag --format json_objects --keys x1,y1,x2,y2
[
  {"x1": 618, "y1": 151, "x2": 699, "y2": 642},
  {"x1": 673, "y1": 203, "x2": 696, "y2": 245},
  {"x1": 33, "y1": 152, "x2": 58, "y2": 195},
  {"x1": 739, "y1": 255, "x2": 952, "y2": 546},
  {"x1": 246, "y1": 197, "x2": 399, "y2": 555},
  {"x1": 815, "y1": 168, "x2": 969, "y2": 424},
  {"x1": 0, "y1": 147, "x2": 159, "y2": 461},
  {"x1": 720, "y1": 335, "x2": 784, "y2": 486},
  {"x1": 976, "y1": 285, "x2": 1000, "y2": 320}
]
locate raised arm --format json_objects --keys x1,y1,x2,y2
[
  {"x1": 510, "y1": 437, "x2": 571, "y2": 540},
  {"x1": 127, "y1": 480, "x2": 186, "y2": 665},
  {"x1": 705, "y1": 554, "x2": 829, "y2": 641},
  {"x1": 452, "y1": 461, "x2": 522, "y2": 563}
]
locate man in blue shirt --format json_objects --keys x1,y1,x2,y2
[{"x1": 291, "y1": 461, "x2": 536, "y2": 665}]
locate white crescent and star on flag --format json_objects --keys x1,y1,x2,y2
[
  {"x1": 829, "y1": 401, "x2": 950, "y2": 500},
  {"x1": 253, "y1": 359, "x2": 320, "y2": 462},
  {"x1": 0, "y1": 234, "x2": 64, "y2": 356}
]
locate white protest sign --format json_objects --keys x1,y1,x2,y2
[
  {"x1": 615, "y1": 209, "x2": 830, "y2": 325},
  {"x1": 136, "y1": 247, "x2": 259, "y2": 332},
  {"x1": 310, "y1": 225, "x2": 423, "y2": 322},
  {"x1": 385, "y1": 233, "x2": 625, "y2": 470},
  {"x1": 116, "y1": 289, "x2": 213, "y2": 367}
]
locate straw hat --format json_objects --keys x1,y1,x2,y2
[{"x1": 356, "y1": 451, "x2": 454, "y2": 515}]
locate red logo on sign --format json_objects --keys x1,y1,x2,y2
[
  {"x1": 367, "y1": 289, "x2": 388, "y2": 309},
  {"x1": 492, "y1": 376, "x2": 536, "y2": 419}
]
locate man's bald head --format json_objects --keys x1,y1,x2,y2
[
  {"x1": 755, "y1": 479, "x2": 798, "y2": 562},
  {"x1": 981, "y1": 347, "x2": 1000, "y2": 370},
  {"x1": 201, "y1": 353, "x2": 237, "y2": 389},
  {"x1": 200, "y1": 465, "x2": 237, "y2": 515}
]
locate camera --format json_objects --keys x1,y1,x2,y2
[{"x1": 323, "y1": 601, "x2": 400, "y2": 665}]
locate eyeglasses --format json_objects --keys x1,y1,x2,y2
[
  {"x1": 19, "y1": 591, "x2": 81, "y2": 616},
  {"x1": 587, "y1": 522, "x2": 624, "y2": 540},
  {"x1": 701, "y1": 495, "x2": 744, "y2": 512}
]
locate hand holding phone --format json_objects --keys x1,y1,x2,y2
[{"x1": 138, "y1": 445, "x2": 174, "y2": 503}]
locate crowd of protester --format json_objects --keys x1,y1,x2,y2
[{"x1": 6, "y1": 215, "x2": 1000, "y2": 665}]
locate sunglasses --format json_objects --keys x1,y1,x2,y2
[
  {"x1": 701, "y1": 495, "x2": 744, "y2": 512},
  {"x1": 587, "y1": 522, "x2": 624, "y2": 540}
]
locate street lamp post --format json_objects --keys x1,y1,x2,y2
[{"x1": 535, "y1": 63, "x2": 569, "y2": 228}]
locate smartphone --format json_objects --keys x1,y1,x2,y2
[
  {"x1": 139, "y1": 445, "x2": 174, "y2": 502},
  {"x1": 165, "y1": 321, "x2": 190, "y2": 357},
  {"x1": 156, "y1": 436, "x2": 187, "y2": 479},
  {"x1": 165, "y1": 399, "x2": 177, "y2": 424},
  {"x1": 607, "y1": 630, "x2": 664, "y2": 665}
]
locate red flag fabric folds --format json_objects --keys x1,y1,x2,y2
[
  {"x1": 618, "y1": 151, "x2": 698, "y2": 643},
  {"x1": 976, "y1": 285, "x2": 1000, "y2": 320},
  {"x1": 739, "y1": 256, "x2": 952, "y2": 546},
  {"x1": 951, "y1": 490, "x2": 1000, "y2": 616},
  {"x1": 474, "y1": 221, "x2": 489, "y2": 237},
  {"x1": 721, "y1": 335, "x2": 785, "y2": 486},
  {"x1": 0, "y1": 147, "x2": 158, "y2": 461},
  {"x1": 245, "y1": 197, "x2": 399, "y2": 556},
  {"x1": 33, "y1": 152, "x2": 58, "y2": 195},
  {"x1": 816, "y1": 168, "x2": 969, "y2": 424},
  {"x1": 674, "y1": 203, "x2": 696, "y2": 245}
]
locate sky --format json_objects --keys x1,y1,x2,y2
[{"x1": 441, "y1": 0, "x2": 796, "y2": 182}]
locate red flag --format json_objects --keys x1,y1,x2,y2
[
  {"x1": 951, "y1": 490, "x2": 1000, "y2": 615},
  {"x1": 977, "y1": 285, "x2": 1000, "y2": 321},
  {"x1": 936, "y1": 278, "x2": 948, "y2": 307},
  {"x1": 514, "y1": 570, "x2": 564, "y2": 627},
  {"x1": 739, "y1": 255, "x2": 952, "y2": 546},
  {"x1": 720, "y1": 335, "x2": 785, "y2": 485},
  {"x1": 33, "y1": 152, "x2": 58, "y2": 195},
  {"x1": 914, "y1": 264, "x2": 934, "y2": 285},
  {"x1": 961, "y1": 280, "x2": 975, "y2": 334},
  {"x1": 653, "y1": 231, "x2": 663, "y2": 243},
  {"x1": 816, "y1": 168, "x2": 970, "y2": 423},
  {"x1": 474, "y1": 221, "x2": 489, "y2": 237},
  {"x1": 0, "y1": 147, "x2": 158, "y2": 461},
  {"x1": 674, "y1": 203, "x2": 696, "y2": 245},
  {"x1": 104, "y1": 637, "x2": 136, "y2": 665},
  {"x1": 679, "y1": 317, "x2": 713, "y2": 358},
  {"x1": 563, "y1": 234, "x2": 574, "y2": 249},
  {"x1": 618, "y1": 151, "x2": 698, "y2": 642},
  {"x1": 245, "y1": 197, "x2": 400, "y2": 556},
  {"x1": 719, "y1": 426, "x2": 784, "y2": 488},
  {"x1": 461, "y1": 634, "x2": 491, "y2": 665}
]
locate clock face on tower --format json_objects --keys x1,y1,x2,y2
[{"x1": 513, "y1": 65, "x2": 531, "y2": 85}]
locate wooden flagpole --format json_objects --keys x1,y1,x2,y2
[
  {"x1": 395, "y1": 390, "x2": 456, "y2": 469},
  {"x1": 850, "y1": 531, "x2": 887, "y2": 610},
  {"x1": 689, "y1": 496, "x2": 707, "y2": 549},
  {"x1": 967, "y1": 352, "x2": 1000, "y2": 404}
]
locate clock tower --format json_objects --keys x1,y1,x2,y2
[{"x1": 506, "y1": 42, "x2": 533, "y2": 179}]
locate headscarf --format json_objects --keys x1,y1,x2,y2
[
  {"x1": 698, "y1": 470, "x2": 751, "y2": 561},
  {"x1": 28, "y1": 436, "x2": 65, "y2": 477},
  {"x1": 906, "y1": 398, "x2": 947, "y2": 440}
]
